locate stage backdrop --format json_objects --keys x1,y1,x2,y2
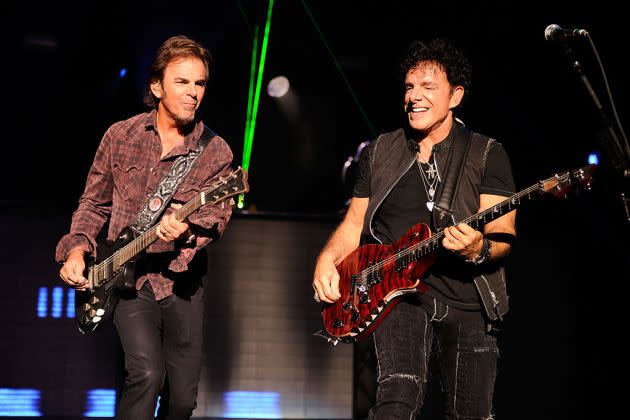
[{"x1": 0, "y1": 209, "x2": 352, "y2": 419}]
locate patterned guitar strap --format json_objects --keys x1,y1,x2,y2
[{"x1": 129, "y1": 126, "x2": 215, "y2": 235}]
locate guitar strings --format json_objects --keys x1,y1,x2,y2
[
  {"x1": 92, "y1": 170, "x2": 243, "y2": 282},
  {"x1": 94, "y1": 195, "x2": 205, "y2": 281},
  {"x1": 361, "y1": 183, "x2": 541, "y2": 276}
]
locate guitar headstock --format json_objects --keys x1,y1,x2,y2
[
  {"x1": 539, "y1": 164, "x2": 596, "y2": 198},
  {"x1": 202, "y1": 166, "x2": 249, "y2": 205}
]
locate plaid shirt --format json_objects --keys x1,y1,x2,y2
[{"x1": 56, "y1": 110, "x2": 233, "y2": 300}]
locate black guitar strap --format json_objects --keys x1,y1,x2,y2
[
  {"x1": 431, "y1": 126, "x2": 472, "y2": 231},
  {"x1": 130, "y1": 126, "x2": 215, "y2": 235}
]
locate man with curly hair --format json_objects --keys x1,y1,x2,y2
[{"x1": 313, "y1": 38, "x2": 516, "y2": 419}]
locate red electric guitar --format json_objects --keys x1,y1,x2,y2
[{"x1": 319, "y1": 165, "x2": 595, "y2": 344}]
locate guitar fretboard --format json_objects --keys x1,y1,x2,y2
[
  {"x1": 91, "y1": 195, "x2": 205, "y2": 285},
  {"x1": 89, "y1": 168, "x2": 247, "y2": 285},
  {"x1": 363, "y1": 181, "x2": 548, "y2": 276}
]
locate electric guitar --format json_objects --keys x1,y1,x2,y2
[
  {"x1": 75, "y1": 167, "x2": 249, "y2": 334},
  {"x1": 319, "y1": 165, "x2": 595, "y2": 344}
]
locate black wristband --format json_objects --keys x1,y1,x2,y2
[{"x1": 467, "y1": 238, "x2": 492, "y2": 265}]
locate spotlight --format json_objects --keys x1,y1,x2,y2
[
  {"x1": 587, "y1": 152, "x2": 599, "y2": 165},
  {"x1": 119, "y1": 68, "x2": 127, "y2": 78},
  {"x1": 267, "y1": 75, "x2": 290, "y2": 98}
]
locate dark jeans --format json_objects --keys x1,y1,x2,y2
[
  {"x1": 114, "y1": 282, "x2": 204, "y2": 420},
  {"x1": 369, "y1": 295, "x2": 498, "y2": 420}
]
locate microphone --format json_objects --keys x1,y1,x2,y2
[{"x1": 545, "y1": 24, "x2": 589, "y2": 41}]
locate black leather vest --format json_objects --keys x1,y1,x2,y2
[{"x1": 360, "y1": 123, "x2": 509, "y2": 321}]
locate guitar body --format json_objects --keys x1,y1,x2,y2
[
  {"x1": 319, "y1": 165, "x2": 595, "y2": 344},
  {"x1": 75, "y1": 227, "x2": 137, "y2": 334},
  {"x1": 71, "y1": 167, "x2": 250, "y2": 334},
  {"x1": 322, "y1": 223, "x2": 435, "y2": 342}
]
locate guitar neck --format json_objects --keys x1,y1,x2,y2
[
  {"x1": 464, "y1": 183, "x2": 540, "y2": 230},
  {"x1": 88, "y1": 166, "x2": 248, "y2": 285},
  {"x1": 361, "y1": 164, "x2": 593, "y2": 287},
  {"x1": 96, "y1": 192, "x2": 210, "y2": 277},
  {"x1": 418, "y1": 183, "x2": 541, "y2": 256}
]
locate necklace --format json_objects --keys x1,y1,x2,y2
[{"x1": 417, "y1": 154, "x2": 440, "y2": 211}]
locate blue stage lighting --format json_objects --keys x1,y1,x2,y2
[
  {"x1": 0, "y1": 388, "x2": 42, "y2": 416},
  {"x1": 37, "y1": 287, "x2": 48, "y2": 318},
  {"x1": 66, "y1": 289, "x2": 75, "y2": 318},
  {"x1": 223, "y1": 391, "x2": 280, "y2": 418},
  {"x1": 51, "y1": 287, "x2": 63, "y2": 318},
  {"x1": 84, "y1": 389, "x2": 116, "y2": 417}
]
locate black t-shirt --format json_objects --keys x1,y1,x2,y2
[{"x1": 352, "y1": 134, "x2": 516, "y2": 309}]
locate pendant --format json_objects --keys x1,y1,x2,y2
[
  {"x1": 429, "y1": 186, "x2": 435, "y2": 197},
  {"x1": 426, "y1": 201, "x2": 434, "y2": 211}
]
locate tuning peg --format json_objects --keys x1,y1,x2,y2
[{"x1": 228, "y1": 198, "x2": 235, "y2": 206}]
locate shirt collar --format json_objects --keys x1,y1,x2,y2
[
  {"x1": 405, "y1": 117, "x2": 457, "y2": 153},
  {"x1": 431, "y1": 121, "x2": 456, "y2": 152},
  {"x1": 143, "y1": 109, "x2": 205, "y2": 155}
]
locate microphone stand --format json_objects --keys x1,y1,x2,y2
[{"x1": 561, "y1": 42, "x2": 630, "y2": 221}]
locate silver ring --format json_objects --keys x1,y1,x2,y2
[{"x1": 313, "y1": 291, "x2": 321, "y2": 303}]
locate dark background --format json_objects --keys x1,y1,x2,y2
[{"x1": 1, "y1": 0, "x2": 628, "y2": 418}]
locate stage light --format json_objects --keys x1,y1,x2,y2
[
  {"x1": 223, "y1": 391, "x2": 280, "y2": 418},
  {"x1": 37, "y1": 287, "x2": 76, "y2": 318},
  {"x1": 51, "y1": 287, "x2": 63, "y2": 318},
  {"x1": 267, "y1": 75, "x2": 290, "y2": 98},
  {"x1": 84, "y1": 389, "x2": 116, "y2": 417},
  {"x1": 588, "y1": 152, "x2": 599, "y2": 165},
  {"x1": 119, "y1": 68, "x2": 127, "y2": 78},
  {"x1": 37, "y1": 287, "x2": 48, "y2": 318},
  {"x1": 66, "y1": 289, "x2": 76, "y2": 318},
  {"x1": 0, "y1": 388, "x2": 42, "y2": 416}
]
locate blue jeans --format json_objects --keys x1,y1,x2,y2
[{"x1": 369, "y1": 295, "x2": 498, "y2": 420}]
